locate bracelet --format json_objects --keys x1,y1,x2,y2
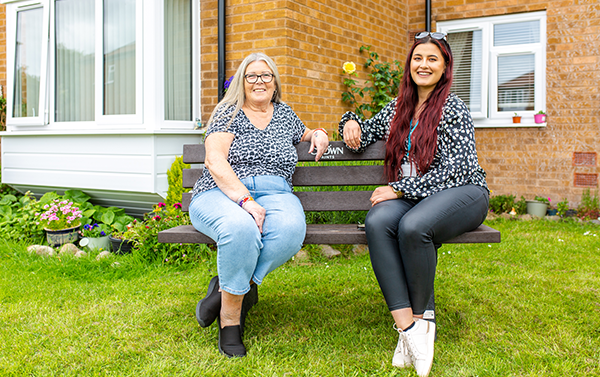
[
  {"x1": 314, "y1": 128, "x2": 328, "y2": 137},
  {"x1": 240, "y1": 196, "x2": 254, "y2": 207},
  {"x1": 237, "y1": 193, "x2": 254, "y2": 207}
]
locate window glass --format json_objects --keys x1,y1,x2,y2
[
  {"x1": 494, "y1": 20, "x2": 540, "y2": 46},
  {"x1": 103, "y1": 0, "x2": 136, "y2": 115},
  {"x1": 55, "y1": 0, "x2": 95, "y2": 122},
  {"x1": 449, "y1": 30, "x2": 482, "y2": 113},
  {"x1": 164, "y1": 0, "x2": 192, "y2": 121},
  {"x1": 13, "y1": 7, "x2": 43, "y2": 118},
  {"x1": 497, "y1": 54, "x2": 535, "y2": 112}
]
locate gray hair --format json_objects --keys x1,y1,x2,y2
[{"x1": 206, "y1": 53, "x2": 282, "y2": 128}]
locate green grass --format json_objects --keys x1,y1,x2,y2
[{"x1": 1, "y1": 218, "x2": 600, "y2": 376}]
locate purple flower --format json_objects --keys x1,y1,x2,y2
[
  {"x1": 224, "y1": 75, "x2": 234, "y2": 91},
  {"x1": 100, "y1": 231, "x2": 106, "y2": 236}
]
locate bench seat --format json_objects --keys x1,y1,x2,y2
[{"x1": 158, "y1": 220, "x2": 500, "y2": 245}]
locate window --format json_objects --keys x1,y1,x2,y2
[
  {"x1": 9, "y1": 2, "x2": 49, "y2": 125},
  {"x1": 6, "y1": 0, "x2": 196, "y2": 128},
  {"x1": 439, "y1": 12, "x2": 546, "y2": 127}
]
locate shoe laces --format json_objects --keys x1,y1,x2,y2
[{"x1": 395, "y1": 322, "x2": 426, "y2": 360}]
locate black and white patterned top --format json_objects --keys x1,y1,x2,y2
[
  {"x1": 338, "y1": 93, "x2": 488, "y2": 199},
  {"x1": 192, "y1": 102, "x2": 306, "y2": 196}
]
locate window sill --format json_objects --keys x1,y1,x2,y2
[{"x1": 474, "y1": 119, "x2": 547, "y2": 128}]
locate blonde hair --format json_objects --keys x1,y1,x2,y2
[{"x1": 206, "y1": 53, "x2": 282, "y2": 128}]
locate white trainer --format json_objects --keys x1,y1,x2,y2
[
  {"x1": 401, "y1": 319, "x2": 435, "y2": 377},
  {"x1": 392, "y1": 324, "x2": 412, "y2": 368}
]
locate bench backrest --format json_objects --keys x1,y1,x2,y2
[{"x1": 181, "y1": 141, "x2": 386, "y2": 212}]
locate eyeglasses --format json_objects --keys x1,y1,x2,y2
[
  {"x1": 244, "y1": 73, "x2": 274, "y2": 84},
  {"x1": 415, "y1": 32, "x2": 447, "y2": 41}
]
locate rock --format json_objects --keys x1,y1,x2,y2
[
  {"x1": 59, "y1": 243, "x2": 80, "y2": 255},
  {"x1": 294, "y1": 249, "x2": 310, "y2": 262},
  {"x1": 520, "y1": 214, "x2": 534, "y2": 221},
  {"x1": 27, "y1": 245, "x2": 55, "y2": 256},
  {"x1": 546, "y1": 215, "x2": 561, "y2": 221},
  {"x1": 96, "y1": 251, "x2": 112, "y2": 260},
  {"x1": 74, "y1": 250, "x2": 87, "y2": 258},
  {"x1": 352, "y1": 244, "x2": 369, "y2": 255},
  {"x1": 320, "y1": 244, "x2": 341, "y2": 258}
]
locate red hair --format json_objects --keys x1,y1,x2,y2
[{"x1": 385, "y1": 36, "x2": 454, "y2": 183}]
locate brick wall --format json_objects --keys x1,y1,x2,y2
[
  {"x1": 407, "y1": 0, "x2": 600, "y2": 206},
  {"x1": 200, "y1": 0, "x2": 409, "y2": 132}
]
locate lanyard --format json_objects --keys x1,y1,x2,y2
[{"x1": 406, "y1": 119, "x2": 419, "y2": 159}]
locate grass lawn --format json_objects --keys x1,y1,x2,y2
[{"x1": 1, "y1": 218, "x2": 599, "y2": 376}]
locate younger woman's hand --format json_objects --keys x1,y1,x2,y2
[
  {"x1": 310, "y1": 129, "x2": 329, "y2": 161},
  {"x1": 343, "y1": 120, "x2": 361, "y2": 149},
  {"x1": 370, "y1": 186, "x2": 398, "y2": 206}
]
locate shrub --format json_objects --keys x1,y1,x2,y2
[
  {"x1": 0, "y1": 191, "x2": 46, "y2": 243},
  {"x1": 342, "y1": 45, "x2": 403, "y2": 119},
  {"x1": 577, "y1": 189, "x2": 599, "y2": 220},
  {"x1": 166, "y1": 156, "x2": 190, "y2": 206},
  {"x1": 556, "y1": 198, "x2": 570, "y2": 217},
  {"x1": 515, "y1": 196, "x2": 527, "y2": 215},
  {"x1": 126, "y1": 202, "x2": 211, "y2": 265},
  {"x1": 489, "y1": 194, "x2": 515, "y2": 214}
]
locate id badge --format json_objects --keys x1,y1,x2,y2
[{"x1": 401, "y1": 162, "x2": 418, "y2": 177}]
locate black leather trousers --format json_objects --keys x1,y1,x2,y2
[{"x1": 365, "y1": 185, "x2": 489, "y2": 314}]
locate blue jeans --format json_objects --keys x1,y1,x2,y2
[
  {"x1": 189, "y1": 175, "x2": 306, "y2": 295},
  {"x1": 365, "y1": 185, "x2": 489, "y2": 314}
]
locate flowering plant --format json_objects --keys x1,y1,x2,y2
[
  {"x1": 342, "y1": 61, "x2": 356, "y2": 75},
  {"x1": 224, "y1": 75, "x2": 234, "y2": 93},
  {"x1": 535, "y1": 196, "x2": 551, "y2": 206},
  {"x1": 81, "y1": 223, "x2": 110, "y2": 238},
  {"x1": 36, "y1": 199, "x2": 83, "y2": 231}
]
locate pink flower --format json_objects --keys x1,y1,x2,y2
[
  {"x1": 158, "y1": 202, "x2": 166, "y2": 208},
  {"x1": 173, "y1": 203, "x2": 182, "y2": 209}
]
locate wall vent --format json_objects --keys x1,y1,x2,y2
[
  {"x1": 573, "y1": 152, "x2": 596, "y2": 166},
  {"x1": 574, "y1": 173, "x2": 598, "y2": 188}
]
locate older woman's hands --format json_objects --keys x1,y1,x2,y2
[
  {"x1": 343, "y1": 120, "x2": 362, "y2": 149},
  {"x1": 242, "y1": 200, "x2": 266, "y2": 233}
]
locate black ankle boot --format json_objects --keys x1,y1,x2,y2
[
  {"x1": 218, "y1": 318, "x2": 246, "y2": 358},
  {"x1": 196, "y1": 276, "x2": 221, "y2": 327}
]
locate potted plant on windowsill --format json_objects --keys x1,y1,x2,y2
[
  {"x1": 526, "y1": 196, "x2": 550, "y2": 217},
  {"x1": 79, "y1": 223, "x2": 111, "y2": 251},
  {"x1": 512, "y1": 112, "x2": 521, "y2": 123},
  {"x1": 36, "y1": 199, "x2": 83, "y2": 248},
  {"x1": 534, "y1": 110, "x2": 546, "y2": 124}
]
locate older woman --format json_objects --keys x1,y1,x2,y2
[
  {"x1": 340, "y1": 33, "x2": 488, "y2": 376},
  {"x1": 189, "y1": 52, "x2": 329, "y2": 358}
]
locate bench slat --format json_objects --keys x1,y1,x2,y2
[
  {"x1": 293, "y1": 165, "x2": 385, "y2": 186},
  {"x1": 182, "y1": 191, "x2": 374, "y2": 212},
  {"x1": 180, "y1": 141, "x2": 386, "y2": 165},
  {"x1": 157, "y1": 223, "x2": 501, "y2": 245}
]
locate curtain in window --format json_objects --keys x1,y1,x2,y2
[
  {"x1": 13, "y1": 7, "x2": 43, "y2": 118},
  {"x1": 164, "y1": 0, "x2": 192, "y2": 121},
  {"x1": 104, "y1": 0, "x2": 136, "y2": 115},
  {"x1": 448, "y1": 30, "x2": 482, "y2": 113},
  {"x1": 55, "y1": 0, "x2": 95, "y2": 122}
]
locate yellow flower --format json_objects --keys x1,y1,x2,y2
[{"x1": 343, "y1": 61, "x2": 356, "y2": 75}]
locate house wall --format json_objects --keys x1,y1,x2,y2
[
  {"x1": 200, "y1": 0, "x2": 409, "y2": 132},
  {"x1": 407, "y1": 0, "x2": 600, "y2": 206}
]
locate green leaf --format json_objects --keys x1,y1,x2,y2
[
  {"x1": 0, "y1": 205, "x2": 12, "y2": 218},
  {"x1": 64, "y1": 190, "x2": 91, "y2": 204},
  {"x1": 0, "y1": 195, "x2": 17, "y2": 205},
  {"x1": 101, "y1": 211, "x2": 116, "y2": 225}
]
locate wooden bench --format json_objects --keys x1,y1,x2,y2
[{"x1": 158, "y1": 141, "x2": 500, "y2": 323}]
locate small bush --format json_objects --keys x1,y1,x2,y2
[
  {"x1": 166, "y1": 156, "x2": 190, "y2": 206},
  {"x1": 489, "y1": 194, "x2": 515, "y2": 214},
  {"x1": 577, "y1": 189, "x2": 599, "y2": 220}
]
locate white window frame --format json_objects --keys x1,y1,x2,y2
[
  {"x1": 94, "y1": 0, "x2": 144, "y2": 126},
  {"x1": 439, "y1": 11, "x2": 547, "y2": 128},
  {"x1": 158, "y1": 0, "x2": 200, "y2": 129},
  {"x1": 5, "y1": 0, "x2": 50, "y2": 126}
]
